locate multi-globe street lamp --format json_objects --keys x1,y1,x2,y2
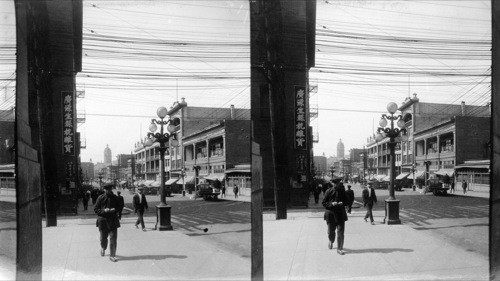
[
  {"x1": 375, "y1": 102, "x2": 408, "y2": 225},
  {"x1": 144, "y1": 106, "x2": 180, "y2": 231}
]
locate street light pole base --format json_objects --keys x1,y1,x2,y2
[
  {"x1": 156, "y1": 205, "x2": 173, "y2": 231},
  {"x1": 384, "y1": 199, "x2": 401, "y2": 225}
]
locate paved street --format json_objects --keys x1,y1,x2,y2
[
  {"x1": 76, "y1": 190, "x2": 251, "y2": 258},
  {"x1": 304, "y1": 183, "x2": 489, "y2": 258}
]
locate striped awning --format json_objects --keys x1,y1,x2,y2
[
  {"x1": 407, "y1": 170, "x2": 425, "y2": 179},
  {"x1": 204, "y1": 173, "x2": 226, "y2": 181},
  {"x1": 435, "y1": 169, "x2": 455, "y2": 176},
  {"x1": 395, "y1": 173, "x2": 410, "y2": 180},
  {"x1": 165, "y1": 178, "x2": 179, "y2": 185}
]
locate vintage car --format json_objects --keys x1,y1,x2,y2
[
  {"x1": 195, "y1": 183, "x2": 220, "y2": 200},
  {"x1": 425, "y1": 178, "x2": 449, "y2": 196}
]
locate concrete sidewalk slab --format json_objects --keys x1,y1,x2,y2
[
  {"x1": 43, "y1": 217, "x2": 250, "y2": 280},
  {"x1": 263, "y1": 210, "x2": 488, "y2": 280}
]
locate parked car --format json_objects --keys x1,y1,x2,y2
[
  {"x1": 196, "y1": 183, "x2": 220, "y2": 200},
  {"x1": 426, "y1": 178, "x2": 449, "y2": 196},
  {"x1": 142, "y1": 185, "x2": 158, "y2": 195}
]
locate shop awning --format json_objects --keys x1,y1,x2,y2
[
  {"x1": 143, "y1": 180, "x2": 155, "y2": 186},
  {"x1": 407, "y1": 170, "x2": 425, "y2": 179},
  {"x1": 395, "y1": 173, "x2": 410, "y2": 180},
  {"x1": 165, "y1": 178, "x2": 179, "y2": 185},
  {"x1": 204, "y1": 173, "x2": 226, "y2": 181},
  {"x1": 374, "y1": 175, "x2": 386, "y2": 182},
  {"x1": 435, "y1": 169, "x2": 455, "y2": 176},
  {"x1": 382, "y1": 175, "x2": 391, "y2": 182},
  {"x1": 177, "y1": 176, "x2": 195, "y2": 184},
  {"x1": 455, "y1": 165, "x2": 489, "y2": 169},
  {"x1": 150, "y1": 181, "x2": 160, "y2": 187},
  {"x1": 119, "y1": 180, "x2": 128, "y2": 185}
]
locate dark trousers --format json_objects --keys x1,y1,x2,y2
[
  {"x1": 346, "y1": 203, "x2": 352, "y2": 214},
  {"x1": 327, "y1": 222, "x2": 345, "y2": 250},
  {"x1": 135, "y1": 209, "x2": 145, "y2": 229},
  {"x1": 364, "y1": 204, "x2": 374, "y2": 222},
  {"x1": 314, "y1": 193, "x2": 319, "y2": 204},
  {"x1": 83, "y1": 200, "x2": 88, "y2": 210},
  {"x1": 100, "y1": 228, "x2": 118, "y2": 257}
]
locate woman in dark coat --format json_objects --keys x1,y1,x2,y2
[{"x1": 322, "y1": 181, "x2": 348, "y2": 255}]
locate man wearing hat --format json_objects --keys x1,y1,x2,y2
[
  {"x1": 362, "y1": 182, "x2": 378, "y2": 225},
  {"x1": 133, "y1": 186, "x2": 148, "y2": 231},
  {"x1": 94, "y1": 184, "x2": 122, "y2": 262}
]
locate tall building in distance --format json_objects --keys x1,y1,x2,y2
[
  {"x1": 104, "y1": 144, "x2": 112, "y2": 166},
  {"x1": 337, "y1": 139, "x2": 345, "y2": 160}
]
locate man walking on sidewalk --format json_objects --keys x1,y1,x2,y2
[
  {"x1": 345, "y1": 185, "x2": 354, "y2": 214},
  {"x1": 462, "y1": 180, "x2": 468, "y2": 194},
  {"x1": 94, "y1": 184, "x2": 122, "y2": 262},
  {"x1": 362, "y1": 182, "x2": 377, "y2": 225},
  {"x1": 233, "y1": 184, "x2": 239, "y2": 199},
  {"x1": 322, "y1": 180, "x2": 348, "y2": 255},
  {"x1": 116, "y1": 191, "x2": 124, "y2": 220},
  {"x1": 133, "y1": 187, "x2": 148, "y2": 231}
]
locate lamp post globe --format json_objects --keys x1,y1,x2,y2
[
  {"x1": 379, "y1": 118, "x2": 388, "y2": 128},
  {"x1": 387, "y1": 102, "x2": 398, "y2": 114},
  {"x1": 156, "y1": 106, "x2": 168, "y2": 119},
  {"x1": 397, "y1": 119, "x2": 406, "y2": 128},
  {"x1": 149, "y1": 123, "x2": 158, "y2": 133}
]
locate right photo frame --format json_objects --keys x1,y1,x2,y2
[{"x1": 250, "y1": 1, "x2": 500, "y2": 280}]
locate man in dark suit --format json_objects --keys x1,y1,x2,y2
[
  {"x1": 345, "y1": 185, "x2": 355, "y2": 214},
  {"x1": 133, "y1": 187, "x2": 148, "y2": 231},
  {"x1": 362, "y1": 182, "x2": 377, "y2": 225},
  {"x1": 94, "y1": 184, "x2": 122, "y2": 262},
  {"x1": 116, "y1": 191, "x2": 125, "y2": 220},
  {"x1": 322, "y1": 180, "x2": 348, "y2": 255}
]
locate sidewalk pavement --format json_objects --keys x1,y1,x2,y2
[
  {"x1": 42, "y1": 216, "x2": 250, "y2": 280},
  {"x1": 263, "y1": 184, "x2": 489, "y2": 280}
]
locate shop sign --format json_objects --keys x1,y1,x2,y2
[
  {"x1": 62, "y1": 91, "x2": 75, "y2": 155},
  {"x1": 294, "y1": 86, "x2": 307, "y2": 150}
]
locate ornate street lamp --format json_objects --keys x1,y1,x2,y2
[
  {"x1": 144, "y1": 106, "x2": 180, "y2": 231},
  {"x1": 375, "y1": 102, "x2": 408, "y2": 225}
]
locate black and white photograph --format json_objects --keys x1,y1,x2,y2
[{"x1": 1, "y1": 0, "x2": 500, "y2": 280}]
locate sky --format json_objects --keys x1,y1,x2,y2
[
  {"x1": 0, "y1": 0, "x2": 491, "y2": 162},
  {"x1": 310, "y1": 0, "x2": 490, "y2": 158}
]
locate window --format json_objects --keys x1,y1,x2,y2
[{"x1": 210, "y1": 142, "x2": 224, "y2": 157}]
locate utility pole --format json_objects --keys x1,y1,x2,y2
[{"x1": 262, "y1": 0, "x2": 288, "y2": 220}]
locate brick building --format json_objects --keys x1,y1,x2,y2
[
  {"x1": 134, "y1": 100, "x2": 251, "y2": 194},
  {"x1": 366, "y1": 95, "x2": 491, "y2": 190}
]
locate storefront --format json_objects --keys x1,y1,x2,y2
[
  {"x1": 455, "y1": 160, "x2": 490, "y2": 192},
  {"x1": 225, "y1": 164, "x2": 251, "y2": 196}
]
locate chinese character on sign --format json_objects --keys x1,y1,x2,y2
[{"x1": 296, "y1": 154, "x2": 306, "y2": 172}]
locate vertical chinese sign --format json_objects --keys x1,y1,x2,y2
[
  {"x1": 294, "y1": 86, "x2": 307, "y2": 150},
  {"x1": 295, "y1": 86, "x2": 308, "y2": 183},
  {"x1": 62, "y1": 91, "x2": 75, "y2": 156}
]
